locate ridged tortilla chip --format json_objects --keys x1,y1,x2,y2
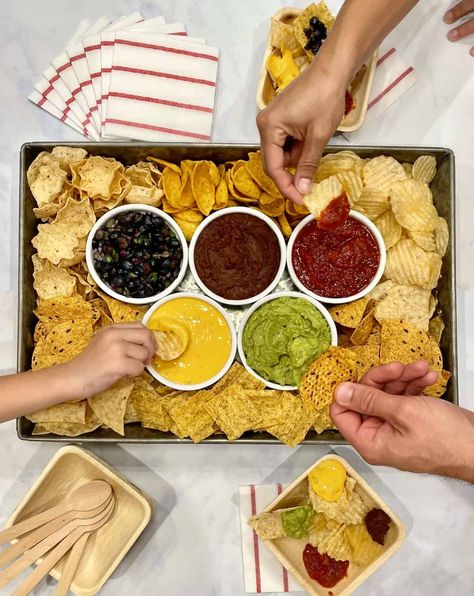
[{"x1": 299, "y1": 347, "x2": 357, "y2": 414}]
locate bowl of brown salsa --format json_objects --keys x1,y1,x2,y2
[{"x1": 189, "y1": 207, "x2": 286, "y2": 305}]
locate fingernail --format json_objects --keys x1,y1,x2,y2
[
  {"x1": 296, "y1": 178, "x2": 312, "y2": 195},
  {"x1": 443, "y1": 11, "x2": 453, "y2": 24},
  {"x1": 470, "y1": 47, "x2": 474, "y2": 57},
  {"x1": 448, "y1": 29, "x2": 458, "y2": 40},
  {"x1": 335, "y1": 383, "x2": 354, "y2": 405}
]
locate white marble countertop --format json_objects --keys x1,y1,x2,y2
[{"x1": 0, "y1": 1, "x2": 473, "y2": 595}]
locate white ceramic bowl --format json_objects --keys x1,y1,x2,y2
[
  {"x1": 142, "y1": 292, "x2": 237, "y2": 391},
  {"x1": 287, "y1": 210, "x2": 386, "y2": 305},
  {"x1": 189, "y1": 206, "x2": 286, "y2": 306},
  {"x1": 86, "y1": 204, "x2": 188, "y2": 305},
  {"x1": 237, "y1": 291, "x2": 338, "y2": 391}
]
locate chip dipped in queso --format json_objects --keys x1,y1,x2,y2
[{"x1": 145, "y1": 295, "x2": 234, "y2": 388}]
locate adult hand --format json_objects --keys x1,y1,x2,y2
[
  {"x1": 330, "y1": 361, "x2": 474, "y2": 482},
  {"x1": 63, "y1": 323, "x2": 156, "y2": 400},
  {"x1": 257, "y1": 62, "x2": 346, "y2": 204},
  {"x1": 443, "y1": 0, "x2": 474, "y2": 56}
]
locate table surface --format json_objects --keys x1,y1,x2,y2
[{"x1": 1, "y1": 1, "x2": 473, "y2": 594}]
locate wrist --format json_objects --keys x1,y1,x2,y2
[
  {"x1": 53, "y1": 362, "x2": 86, "y2": 402},
  {"x1": 435, "y1": 408, "x2": 474, "y2": 483}
]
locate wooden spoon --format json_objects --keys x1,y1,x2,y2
[
  {"x1": 0, "y1": 497, "x2": 114, "y2": 590},
  {"x1": 151, "y1": 319, "x2": 189, "y2": 361},
  {"x1": 11, "y1": 503, "x2": 114, "y2": 596},
  {"x1": 0, "y1": 494, "x2": 113, "y2": 568},
  {"x1": 53, "y1": 533, "x2": 89, "y2": 596},
  {"x1": 0, "y1": 480, "x2": 112, "y2": 546}
]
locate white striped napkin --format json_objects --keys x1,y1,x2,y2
[
  {"x1": 100, "y1": 24, "x2": 190, "y2": 136},
  {"x1": 239, "y1": 484, "x2": 303, "y2": 594},
  {"x1": 354, "y1": 43, "x2": 418, "y2": 128},
  {"x1": 103, "y1": 32, "x2": 219, "y2": 142}
]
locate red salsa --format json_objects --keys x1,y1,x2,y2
[
  {"x1": 303, "y1": 544, "x2": 349, "y2": 588},
  {"x1": 365, "y1": 508, "x2": 391, "y2": 545},
  {"x1": 292, "y1": 217, "x2": 380, "y2": 299},
  {"x1": 344, "y1": 90, "x2": 354, "y2": 115},
  {"x1": 319, "y1": 192, "x2": 350, "y2": 230}
]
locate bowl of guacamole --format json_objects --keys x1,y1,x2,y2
[{"x1": 238, "y1": 291, "x2": 338, "y2": 390}]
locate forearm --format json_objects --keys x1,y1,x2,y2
[
  {"x1": 0, "y1": 365, "x2": 79, "y2": 422},
  {"x1": 437, "y1": 407, "x2": 474, "y2": 484},
  {"x1": 312, "y1": 0, "x2": 419, "y2": 88}
]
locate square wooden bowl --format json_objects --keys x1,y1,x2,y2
[
  {"x1": 5, "y1": 445, "x2": 153, "y2": 595},
  {"x1": 259, "y1": 454, "x2": 405, "y2": 595},
  {"x1": 257, "y1": 7, "x2": 378, "y2": 132}
]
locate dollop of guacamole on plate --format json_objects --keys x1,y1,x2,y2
[{"x1": 242, "y1": 297, "x2": 332, "y2": 386}]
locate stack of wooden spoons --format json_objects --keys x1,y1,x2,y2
[{"x1": 0, "y1": 480, "x2": 114, "y2": 595}]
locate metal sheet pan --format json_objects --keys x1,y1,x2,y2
[{"x1": 17, "y1": 143, "x2": 457, "y2": 443}]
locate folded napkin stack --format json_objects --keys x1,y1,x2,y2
[{"x1": 29, "y1": 13, "x2": 219, "y2": 142}]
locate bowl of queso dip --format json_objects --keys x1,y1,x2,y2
[{"x1": 143, "y1": 293, "x2": 236, "y2": 391}]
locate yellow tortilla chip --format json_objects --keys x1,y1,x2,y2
[
  {"x1": 192, "y1": 161, "x2": 216, "y2": 215},
  {"x1": 33, "y1": 261, "x2": 76, "y2": 300},
  {"x1": 350, "y1": 308, "x2": 376, "y2": 345},
  {"x1": 26, "y1": 401, "x2": 87, "y2": 424},
  {"x1": 346, "y1": 523, "x2": 383, "y2": 566},
  {"x1": 265, "y1": 392, "x2": 313, "y2": 447},
  {"x1": 147, "y1": 157, "x2": 181, "y2": 173},
  {"x1": 212, "y1": 362, "x2": 265, "y2": 392},
  {"x1": 205, "y1": 384, "x2": 260, "y2": 441},
  {"x1": 32, "y1": 406, "x2": 100, "y2": 437},
  {"x1": 88, "y1": 378, "x2": 134, "y2": 436},
  {"x1": 312, "y1": 405, "x2": 337, "y2": 434},
  {"x1": 299, "y1": 347, "x2": 357, "y2": 414},
  {"x1": 246, "y1": 152, "x2": 281, "y2": 198},
  {"x1": 162, "y1": 166, "x2": 183, "y2": 208},
  {"x1": 71, "y1": 156, "x2": 125, "y2": 200},
  {"x1": 168, "y1": 391, "x2": 216, "y2": 443},
  {"x1": 329, "y1": 298, "x2": 369, "y2": 329},
  {"x1": 31, "y1": 318, "x2": 94, "y2": 370},
  {"x1": 351, "y1": 343, "x2": 380, "y2": 378},
  {"x1": 32, "y1": 222, "x2": 80, "y2": 266}
]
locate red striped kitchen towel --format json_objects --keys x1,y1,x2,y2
[
  {"x1": 239, "y1": 484, "x2": 302, "y2": 594},
  {"x1": 103, "y1": 31, "x2": 219, "y2": 142}
]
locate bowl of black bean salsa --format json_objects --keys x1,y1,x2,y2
[{"x1": 86, "y1": 205, "x2": 188, "y2": 304}]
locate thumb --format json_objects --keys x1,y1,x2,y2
[
  {"x1": 335, "y1": 382, "x2": 404, "y2": 425},
  {"x1": 294, "y1": 133, "x2": 325, "y2": 195}
]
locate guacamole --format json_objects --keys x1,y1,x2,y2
[{"x1": 242, "y1": 297, "x2": 332, "y2": 386}]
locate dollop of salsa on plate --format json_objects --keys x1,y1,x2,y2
[
  {"x1": 365, "y1": 508, "x2": 391, "y2": 545},
  {"x1": 92, "y1": 211, "x2": 183, "y2": 299},
  {"x1": 194, "y1": 212, "x2": 280, "y2": 301},
  {"x1": 292, "y1": 217, "x2": 380, "y2": 299},
  {"x1": 303, "y1": 544, "x2": 349, "y2": 588}
]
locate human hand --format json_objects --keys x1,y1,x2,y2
[
  {"x1": 330, "y1": 361, "x2": 474, "y2": 482},
  {"x1": 443, "y1": 0, "x2": 474, "y2": 56},
  {"x1": 63, "y1": 323, "x2": 156, "y2": 400},
  {"x1": 257, "y1": 62, "x2": 346, "y2": 204}
]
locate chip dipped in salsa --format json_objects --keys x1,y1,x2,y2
[
  {"x1": 146, "y1": 296, "x2": 233, "y2": 387},
  {"x1": 193, "y1": 212, "x2": 281, "y2": 301},
  {"x1": 292, "y1": 216, "x2": 380, "y2": 299}
]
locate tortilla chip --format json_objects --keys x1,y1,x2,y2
[
  {"x1": 329, "y1": 298, "x2": 370, "y2": 328},
  {"x1": 423, "y1": 370, "x2": 451, "y2": 398},
  {"x1": 32, "y1": 222, "x2": 80, "y2": 266},
  {"x1": 33, "y1": 261, "x2": 76, "y2": 300},
  {"x1": 168, "y1": 391, "x2": 216, "y2": 443},
  {"x1": 131, "y1": 378, "x2": 172, "y2": 431},
  {"x1": 32, "y1": 406, "x2": 100, "y2": 437},
  {"x1": 352, "y1": 344, "x2": 381, "y2": 378},
  {"x1": 212, "y1": 362, "x2": 265, "y2": 393},
  {"x1": 88, "y1": 378, "x2": 134, "y2": 436},
  {"x1": 379, "y1": 320, "x2": 443, "y2": 371},
  {"x1": 299, "y1": 347, "x2": 357, "y2": 414},
  {"x1": 374, "y1": 285, "x2": 431, "y2": 331},
  {"x1": 265, "y1": 392, "x2": 313, "y2": 447},
  {"x1": 31, "y1": 318, "x2": 94, "y2": 369},
  {"x1": 350, "y1": 308, "x2": 376, "y2": 346},
  {"x1": 312, "y1": 405, "x2": 337, "y2": 434},
  {"x1": 26, "y1": 401, "x2": 87, "y2": 424},
  {"x1": 205, "y1": 384, "x2": 260, "y2": 441},
  {"x1": 35, "y1": 294, "x2": 96, "y2": 329},
  {"x1": 293, "y1": 2, "x2": 334, "y2": 58},
  {"x1": 98, "y1": 293, "x2": 146, "y2": 323}
]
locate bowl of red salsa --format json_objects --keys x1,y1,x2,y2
[
  {"x1": 189, "y1": 207, "x2": 286, "y2": 306},
  {"x1": 287, "y1": 211, "x2": 386, "y2": 304}
]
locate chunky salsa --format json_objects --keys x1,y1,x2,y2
[
  {"x1": 292, "y1": 217, "x2": 380, "y2": 299},
  {"x1": 303, "y1": 544, "x2": 349, "y2": 588},
  {"x1": 194, "y1": 213, "x2": 280, "y2": 300},
  {"x1": 318, "y1": 192, "x2": 351, "y2": 230}
]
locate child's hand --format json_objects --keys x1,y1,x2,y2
[
  {"x1": 63, "y1": 323, "x2": 156, "y2": 400},
  {"x1": 444, "y1": 0, "x2": 474, "y2": 56}
]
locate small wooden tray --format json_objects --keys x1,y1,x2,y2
[
  {"x1": 260, "y1": 454, "x2": 405, "y2": 596},
  {"x1": 256, "y1": 7, "x2": 378, "y2": 133},
  {"x1": 5, "y1": 445, "x2": 153, "y2": 595}
]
